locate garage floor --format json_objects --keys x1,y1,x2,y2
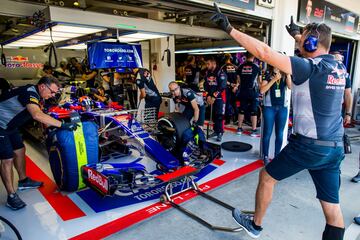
[{"x1": 0, "y1": 125, "x2": 359, "y2": 240}]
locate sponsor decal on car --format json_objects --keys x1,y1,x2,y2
[{"x1": 85, "y1": 167, "x2": 109, "y2": 194}]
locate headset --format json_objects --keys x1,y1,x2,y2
[{"x1": 303, "y1": 23, "x2": 320, "y2": 52}]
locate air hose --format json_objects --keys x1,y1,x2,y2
[
  {"x1": 1, "y1": 45, "x2": 6, "y2": 67},
  {"x1": 47, "y1": 27, "x2": 58, "y2": 68}
]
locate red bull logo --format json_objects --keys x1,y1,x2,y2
[
  {"x1": 86, "y1": 167, "x2": 109, "y2": 194},
  {"x1": 10, "y1": 55, "x2": 29, "y2": 62}
]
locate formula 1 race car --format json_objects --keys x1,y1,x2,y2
[
  {"x1": 25, "y1": 83, "x2": 220, "y2": 196},
  {"x1": 79, "y1": 109, "x2": 221, "y2": 196}
]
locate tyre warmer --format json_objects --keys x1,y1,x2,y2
[{"x1": 47, "y1": 121, "x2": 99, "y2": 191}]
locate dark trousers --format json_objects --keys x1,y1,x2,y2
[
  {"x1": 183, "y1": 105, "x2": 205, "y2": 126},
  {"x1": 145, "y1": 98, "x2": 162, "y2": 120},
  {"x1": 225, "y1": 87, "x2": 237, "y2": 123},
  {"x1": 213, "y1": 97, "x2": 225, "y2": 134}
]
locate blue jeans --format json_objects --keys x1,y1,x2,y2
[{"x1": 262, "y1": 106, "x2": 288, "y2": 158}]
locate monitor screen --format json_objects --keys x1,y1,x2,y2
[{"x1": 87, "y1": 42, "x2": 143, "y2": 70}]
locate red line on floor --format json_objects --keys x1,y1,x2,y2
[
  {"x1": 70, "y1": 160, "x2": 263, "y2": 240},
  {"x1": 212, "y1": 159, "x2": 226, "y2": 166},
  {"x1": 26, "y1": 156, "x2": 86, "y2": 221}
]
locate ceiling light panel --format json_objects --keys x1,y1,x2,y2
[
  {"x1": 3, "y1": 24, "x2": 106, "y2": 48},
  {"x1": 59, "y1": 43, "x2": 87, "y2": 50},
  {"x1": 118, "y1": 32, "x2": 167, "y2": 42},
  {"x1": 175, "y1": 47, "x2": 245, "y2": 54}
]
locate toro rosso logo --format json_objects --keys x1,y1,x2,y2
[{"x1": 86, "y1": 167, "x2": 109, "y2": 193}]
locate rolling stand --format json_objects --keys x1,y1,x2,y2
[{"x1": 157, "y1": 167, "x2": 253, "y2": 232}]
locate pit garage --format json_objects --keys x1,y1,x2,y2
[{"x1": 0, "y1": 1, "x2": 359, "y2": 240}]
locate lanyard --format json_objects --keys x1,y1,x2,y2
[{"x1": 275, "y1": 78, "x2": 281, "y2": 89}]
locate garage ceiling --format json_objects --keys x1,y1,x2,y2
[{"x1": 0, "y1": 0, "x2": 269, "y2": 48}]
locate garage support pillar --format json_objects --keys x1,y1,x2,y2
[{"x1": 150, "y1": 36, "x2": 176, "y2": 93}]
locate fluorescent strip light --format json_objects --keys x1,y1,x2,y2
[
  {"x1": 6, "y1": 42, "x2": 45, "y2": 47},
  {"x1": 192, "y1": 50, "x2": 247, "y2": 55},
  {"x1": 14, "y1": 38, "x2": 52, "y2": 44},
  {"x1": 26, "y1": 35, "x2": 69, "y2": 41},
  {"x1": 175, "y1": 46, "x2": 245, "y2": 54},
  {"x1": 52, "y1": 25, "x2": 106, "y2": 34},
  {"x1": 118, "y1": 32, "x2": 167, "y2": 43},
  {"x1": 4, "y1": 23, "x2": 106, "y2": 48},
  {"x1": 59, "y1": 43, "x2": 87, "y2": 50},
  {"x1": 36, "y1": 31, "x2": 81, "y2": 38}
]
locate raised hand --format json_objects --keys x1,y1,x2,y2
[
  {"x1": 285, "y1": 16, "x2": 301, "y2": 39},
  {"x1": 210, "y1": 2, "x2": 233, "y2": 34}
]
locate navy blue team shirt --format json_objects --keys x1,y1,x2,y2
[
  {"x1": 237, "y1": 61, "x2": 261, "y2": 90},
  {"x1": 290, "y1": 54, "x2": 346, "y2": 141},
  {"x1": 0, "y1": 85, "x2": 41, "y2": 131},
  {"x1": 204, "y1": 68, "x2": 227, "y2": 98}
]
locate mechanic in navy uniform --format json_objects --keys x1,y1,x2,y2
[
  {"x1": 135, "y1": 68, "x2": 162, "y2": 119},
  {"x1": 204, "y1": 57, "x2": 227, "y2": 141},
  {"x1": 168, "y1": 81, "x2": 205, "y2": 128},
  {"x1": 183, "y1": 55, "x2": 201, "y2": 92},
  {"x1": 221, "y1": 53, "x2": 240, "y2": 124},
  {"x1": 212, "y1": 5, "x2": 347, "y2": 239},
  {"x1": 236, "y1": 51, "x2": 262, "y2": 136},
  {"x1": 0, "y1": 76, "x2": 78, "y2": 210}
]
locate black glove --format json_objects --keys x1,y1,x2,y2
[
  {"x1": 210, "y1": 3, "x2": 233, "y2": 34},
  {"x1": 192, "y1": 121, "x2": 198, "y2": 129},
  {"x1": 285, "y1": 16, "x2": 300, "y2": 39},
  {"x1": 60, "y1": 122, "x2": 79, "y2": 131}
]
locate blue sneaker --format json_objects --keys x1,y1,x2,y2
[
  {"x1": 236, "y1": 127, "x2": 243, "y2": 135},
  {"x1": 351, "y1": 172, "x2": 360, "y2": 183},
  {"x1": 263, "y1": 156, "x2": 270, "y2": 166},
  {"x1": 232, "y1": 209, "x2": 262, "y2": 238},
  {"x1": 354, "y1": 216, "x2": 360, "y2": 225},
  {"x1": 216, "y1": 133, "x2": 223, "y2": 142},
  {"x1": 7, "y1": 193, "x2": 26, "y2": 210},
  {"x1": 250, "y1": 129, "x2": 258, "y2": 137},
  {"x1": 18, "y1": 177, "x2": 43, "y2": 191}
]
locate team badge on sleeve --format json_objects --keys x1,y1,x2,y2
[{"x1": 29, "y1": 97, "x2": 39, "y2": 104}]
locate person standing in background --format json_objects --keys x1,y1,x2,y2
[
  {"x1": 136, "y1": 68, "x2": 162, "y2": 119},
  {"x1": 236, "y1": 51, "x2": 262, "y2": 137},
  {"x1": 204, "y1": 57, "x2": 227, "y2": 142},
  {"x1": 54, "y1": 61, "x2": 71, "y2": 82},
  {"x1": 221, "y1": 53, "x2": 240, "y2": 125},
  {"x1": 184, "y1": 55, "x2": 201, "y2": 92},
  {"x1": 260, "y1": 65, "x2": 291, "y2": 165},
  {"x1": 169, "y1": 81, "x2": 205, "y2": 128},
  {"x1": 82, "y1": 65, "x2": 98, "y2": 88},
  {"x1": 99, "y1": 69, "x2": 112, "y2": 96}
]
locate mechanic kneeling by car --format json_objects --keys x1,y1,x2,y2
[
  {"x1": 0, "y1": 76, "x2": 79, "y2": 210},
  {"x1": 168, "y1": 81, "x2": 205, "y2": 128}
]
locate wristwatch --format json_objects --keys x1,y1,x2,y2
[{"x1": 345, "y1": 112, "x2": 352, "y2": 117}]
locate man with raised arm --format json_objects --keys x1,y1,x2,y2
[{"x1": 211, "y1": 4, "x2": 346, "y2": 240}]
